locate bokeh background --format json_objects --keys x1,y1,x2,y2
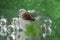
[{"x1": 0, "y1": 0, "x2": 60, "y2": 40}]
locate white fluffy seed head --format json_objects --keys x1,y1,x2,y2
[
  {"x1": 48, "y1": 19, "x2": 52, "y2": 23},
  {"x1": 48, "y1": 27, "x2": 52, "y2": 35},
  {"x1": 12, "y1": 17, "x2": 19, "y2": 25},
  {"x1": 19, "y1": 9, "x2": 26, "y2": 17},
  {"x1": 10, "y1": 32, "x2": 15, "y2": 40},
  {"x1": 28, "y1": 10, "x2": 39, "y2": 20},
  {"x1": 43, "y1": 33, "x2": 47, "y2": 38},
  {"x1": 12, "y1": 17, "x2": 18, "y2": 22},
  {"x1": 44, "y1": 19, "x2": 52, "y2": 24},
  {"x1": 0, "y1": 16, "x2": 7, "y2": 23},
  {"x1": 44, "y1": 19, "x2": 52, "y2": 26},
  {"x1": 0, "y1": 18, "x2": 7, "y2": 24},
  {"x1": 12, "y1": 17, "x2": 18, "y2": 21},
  {"x1": 8, "y1": 25, "x2": 14, "y2": 29},
  {"x1": 28, "y1": 10, "x2": 38, "y2": 14}
]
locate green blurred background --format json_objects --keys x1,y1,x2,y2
[{"x1": 0, "y1": 0, "x2": 60, "y2": 40}]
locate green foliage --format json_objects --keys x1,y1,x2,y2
[{"x1": 25, "y1": 22, "x2": 41, "y2": 40}]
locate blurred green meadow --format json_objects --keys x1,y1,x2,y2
[{"x1": 0, "y1": 0, "x2": 60, "y2": 40}]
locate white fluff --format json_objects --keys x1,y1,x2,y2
[
  {"x1": 10, "y1": 32, "x2": 15, "y2": 40},
  {"x1": 0, "y1": 17, "x2": 7, "y2": 36},
  {"x1": 48, "y1": 27, "x2": 52, "y2": 35},
  {"x1": 19, "y1": 9, "x2": 26, "y2": 17},
  {"x1": 44, "y1": 19, "x2": 52, "y2": 24},
  {"x1": 12, "y1": 17, "x2": 19, "y2": 29},
  {"x1": 0, "y1": 25, "x2": 7, "y2": 36},
  {"x1": 0, "y1": 18, "x2": 7, "y2": 24},
  {"x1": 43, "y1": 33, "x2": 47, "y2": 38}
]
